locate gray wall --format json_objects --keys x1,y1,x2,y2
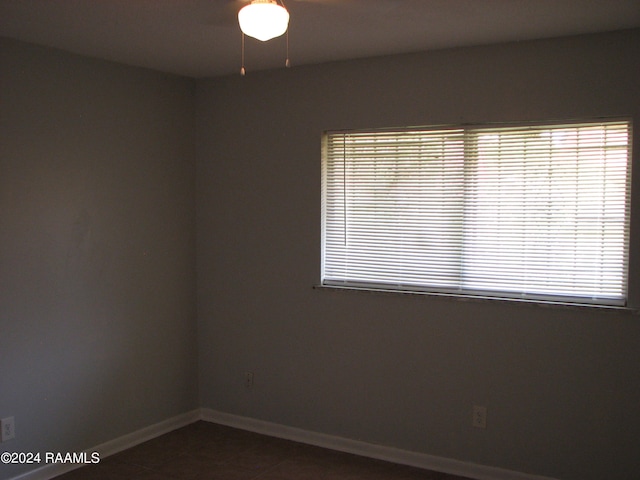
[
  {"x1": 196, "y1": 30, "x2": 640, "y2": 480},
  {"x1": 0, "y1": 38, "x2": 198, "y2": 479}
]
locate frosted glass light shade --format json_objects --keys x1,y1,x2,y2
[{"x1": 238, "y1": 0, "x2": 289, "y2": 42}]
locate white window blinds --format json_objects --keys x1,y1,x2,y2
[{"x1": 321, "y1": 120, "x2": 631, "y2": 306}]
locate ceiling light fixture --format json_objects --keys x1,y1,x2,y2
[
  {"x1": 238, "y1": 0, "x2": 290, "y2": 42},
  {"x1": 238, "y1": 0, "x2": 291, "y2": 75}
]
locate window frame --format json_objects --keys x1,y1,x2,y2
[{"x1": 320, "y1": 118, "x2": 633, "y2": 308}]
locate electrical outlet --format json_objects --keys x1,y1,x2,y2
[
  {"x1": 1, "y1": 416, "x2": 15, "y2": 442},
  {"x1": 245, "y1": 372, "x2": 254, "y2": 388},
  {"x1": 472, "y1": 406, "x2": 487, "y2": 429}
]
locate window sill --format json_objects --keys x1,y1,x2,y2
[{"x1": 313, "y1": 284, "x2": 638, "y2": 315}]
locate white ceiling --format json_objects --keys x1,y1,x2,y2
[{"x1": 1, "y1": 0, "x2": 639, "y2": 78}]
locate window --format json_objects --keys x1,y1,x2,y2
[{"x1": 321, "y1": 120, "x2": 632, "y2": 306}]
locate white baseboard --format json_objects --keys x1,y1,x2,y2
[
  {"x1": 8, "y1": 410, "x2": 200, "y2": 480},
  {"x1": 9, "y1": 408, "x2": 558, "y2": 480},
  {"x1": 201, "y1": 409, "x2": 558, "y2": 480}
]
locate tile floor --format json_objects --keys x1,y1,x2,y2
[{"x1": 54, "y1": 421, "x2": 473, "y2": 480}]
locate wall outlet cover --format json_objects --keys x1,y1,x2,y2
[
  {"x1": 472, "y1": 406, "x2": 487, "y2": 429},
  {"x1": 1, "y1": 416, "x2": 15, "y2": 442}
]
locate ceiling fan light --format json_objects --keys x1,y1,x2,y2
[{"x1": 238, "y1": 0, "x2": 290, "y2": 42}]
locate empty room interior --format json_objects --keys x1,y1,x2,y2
[{"x1": 1, "y1": 1, "x2": 640, "y2": 480}]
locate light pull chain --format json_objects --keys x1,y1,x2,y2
[
  {"x1": 282, "y1": 0, "x2": 290, "y2": 68},
  {"x1": 240, "y1": 33, "x2": 246, "y2": 76},
  {"x1": 285, "y1": 29, "x2": 290, "y2": 68}
]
